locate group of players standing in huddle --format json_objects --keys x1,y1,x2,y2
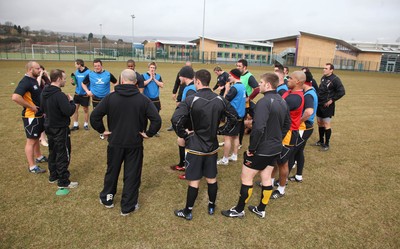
[{"x1": 12, "y1": 58, "x2": 345, "y2": 218}]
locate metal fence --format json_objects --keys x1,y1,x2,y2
[{"x1": 1, "y1": 42, "x2": 397, "y2": 72}]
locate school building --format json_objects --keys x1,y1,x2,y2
[
  {"x1": 189, "y1": 37, "x2": 273, "y2": 64},
  {"x1": 257, "y1": 31, "x2": 400, "y2": 72},
  {"x1": 142, "y1": 40, "x2": 198, "y2": 61}
]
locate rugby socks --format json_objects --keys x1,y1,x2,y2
[
  {"x1": 84, "y1": 122, "x2": 88, "y2": 127},
  {"x1": 271, "y1": 178, "x2": 275, "y2": 187},
  {"x1": 36, "y1": 155, "x2": 45, "y2": 161},
  {"x1": 236, "y1": 184, "x2": 253, "y2": 212},
  {"x1": 29, "y1": 165, "x2": 38, "y2": 170},
  {"x1": 318, "y1": 126, "x2": 325, "y2": 143},
  {"x1": 257, "y1": 185, "x2": 273, "y2": 211},
  {"x1": 277, "y1": 185, "x2": 286, "y2": 195},
  {"x1": 178, "y1": 146, "x2": 185, "y2": 167},
  {"x1": 73, "y1": 121, "x2": 79, "y2": 127},
  {"x1": 184, "y1": 186, "x2": 198, "y2": 214},
  {"x1": 207, "y1": 182, "x2": 218, "y2": 209},
  {"x1": 325, "y1": 128, "x2": 331, "y2": 146}
]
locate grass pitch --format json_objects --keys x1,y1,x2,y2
[{"x1": 0, "y1": 60, "x2": 399, "y2": 248}]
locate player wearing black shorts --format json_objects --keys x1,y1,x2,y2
[
  {"x1": 172, "y1": 69, "x2": 238, "y2": 220},
  {"x1": 221, "y1": 73, "x2": 290, "y2": 219},
  {"x1": 213, "y1": 66, "x2": 230, "y2": 97},
  {"x1": 168, "y1": 62, "x2": 192, "y2": 132},
  {"x1": 270, "y1": 71, "x2": 305, "y2": 199},
  {"x1": 125, "y1": 59, "x2": 144, "y2": 93},
  {"x1": 12, "y1": 61, "x2": 48, "y2": 174},
  {"x1": 316, "y1": 63, "x2": 345, "y2": 151},
  {"x1": 288, "y1": 71, "x2": 318, "y2": 183},
  {"x1": 71, "y1": 59, "x2": 91, "y2": 131}
]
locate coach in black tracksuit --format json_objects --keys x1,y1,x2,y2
[
  {"x1": 41, "y1": 69, "x2": 77, "y2": 188},
  {"x1": 90, "y1": 69, "x2": 161, "y2": 215}
]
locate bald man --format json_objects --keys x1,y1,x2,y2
[
  {"x1": 91, "y1": 69, "x2": 161, "y2": 216},
  {"x1": 271, "y1": 71, "x2": 305, "y2": 199},
  {"x1": 12, "y1": 61, "x2": 48, "y2": 174}
]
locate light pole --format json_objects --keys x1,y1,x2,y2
[
  {"x1": 100, "y1": 24, "x2": 103, "y2": 50},
  {"x1": 201, "y1": 0, "x2": 206, "y2": 63},
  {"x1": 131, "y1": 14, "x2": 135, "y2": 58}
]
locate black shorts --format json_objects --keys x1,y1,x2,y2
[
  {"x1": 73, "y1": 94, "x2": 90, "y2": 107},
  {"x1": 185, "y1": 152, "x2": 218, "y2": 181},
  {"x1": 23, "y1": 117, "x2": 44, "y2": 139},
  {"x1": 223, "y1": 118, "x2": 243, "y2": 136},
  {"x1": 150, "y1": 97, "x2": 161, "y2": 112},
  {"x1": 277, "y1": 145, "x2": 294, "y2": 165},
  {"x1": 92, "y1": 95, "x2": 103, "y2": 108},
  {"x1": 299, "y1": 128, "x2": 313, "y2": 141},
  {"x1": 317, "y1": 103, "x2": 335, "y2": 118},
  {"x1": 243, "y1": 152, "x2": 278, "y2": 171}
]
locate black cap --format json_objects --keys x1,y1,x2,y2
[
  {"x1": 179, "y1": 66, "x2": 194, "y2": 79},
  {"x1": 229, "y1": 68, "x2": 242, "y2": 80}
]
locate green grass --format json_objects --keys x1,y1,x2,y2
[{"x1": 1, "y1": 60, "x2": 399, "y2": 248}]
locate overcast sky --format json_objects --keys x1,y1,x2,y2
[{"x1": 0, "y1": 0, "x2": 399, "y2": 43}]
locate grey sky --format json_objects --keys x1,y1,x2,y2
[{"x1": 0, "y1": 0, "x2": 399, "y2": 43}]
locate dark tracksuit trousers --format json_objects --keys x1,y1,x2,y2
[
  {"x1": 46, "y1": 127, "x2": 71, "y2": 187},
  {"x1": 100, "y1": 145, "x2": 143, "y2": 214}
]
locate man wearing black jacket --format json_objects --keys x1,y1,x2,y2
[
  {"x1": 222, "y1": 73, "x2": 291, "y2": 219},
  {"x1": 172, "y1": 69, "x2": 238, "y2": 220},
  {"x1": 90, "y1": 69, "x2": 161, "y2": 216},
  {"x1": 316, "y1": 63, "x2": 345, "y2": 151},
  {"x1": 41, "y1": 69, "x2": 77, "y2": 189}
]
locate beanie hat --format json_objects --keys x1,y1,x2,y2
[
  {"x1": 229, "y1": 69, "x2": 242, "y2": 80},
  {"x1": 179, "y1": 66, "x2": 194, "y2": 79},
  {"x1": 305, "y1": 71, "x2": 313, "y2": 86}
]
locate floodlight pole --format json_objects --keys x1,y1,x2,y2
[
  {"x1": 201, "y1": 0, "x2": 206, "y2": 63},
  {"x1": 131, "y1": 14, "x2": 135, "y2": 57},
  {"x1": 100, "y1": 24, "x2": 103, "y2": 50}
]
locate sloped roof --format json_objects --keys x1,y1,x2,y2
[
  {"x1": 142, "y1": 39, "x2": 196, "y2": 46},
  {"x1": 190, "y1": 36, "x2": 273, "y2": 47},
  {"x1": 299, "y1": 31, "x2": 361, "y2": 52}
]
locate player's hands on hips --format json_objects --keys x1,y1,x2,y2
[
  {"x1": 140, "y1": 131, "x2": 149, "y2": 139},
  {"x1": 103, "y1": 131, "x2": 111, "y2": 138},
  {"x1": 246, "y1": 150, "x2": 254, "y2": 157}
]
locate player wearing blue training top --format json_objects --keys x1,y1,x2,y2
[
  {"x1": 82, "y1": 59, "x2": 117, "y2": 109},
  {"x1": 81, "y1": 59, "x2": 117, "y2": 139},
  {"x1": 172, "y1": 66, "x2": 197, "y2": 180},
  {"x1": 71, "y1": 59, "x2": 91, "y2": 131},
  {"x1": 142, "y1": 62, "x2": 164, "y2": 112},
  {"x1": 217, "y1": 69, "x2": 246, "y2": 166}
]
